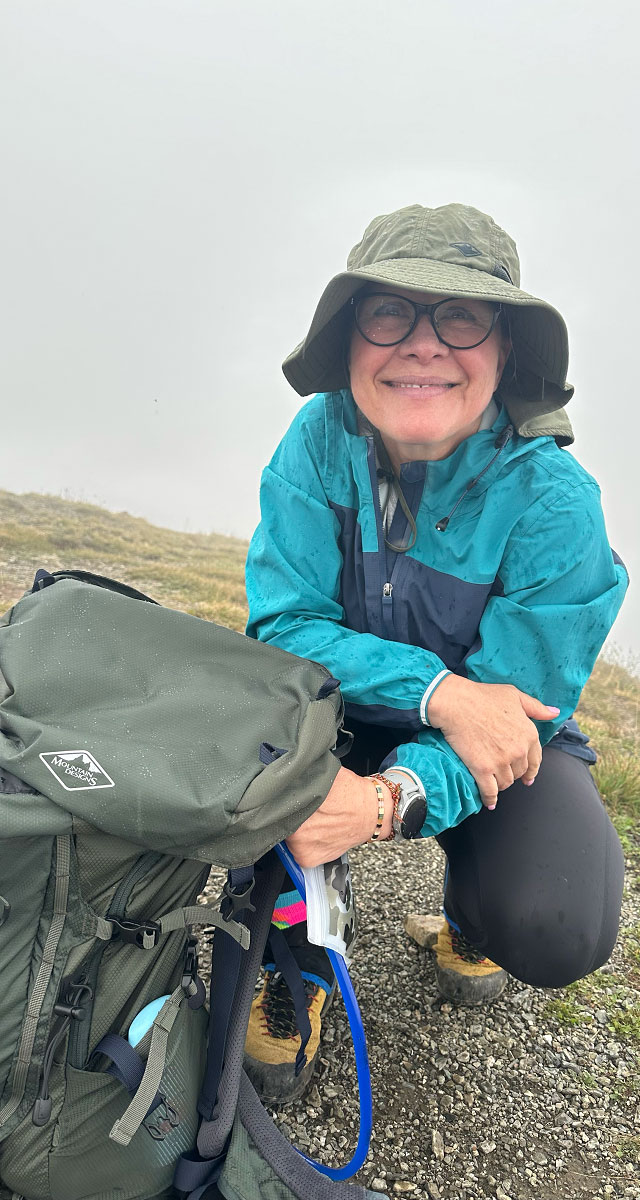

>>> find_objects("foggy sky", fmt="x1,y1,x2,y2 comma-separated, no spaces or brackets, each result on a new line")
1,0,638,658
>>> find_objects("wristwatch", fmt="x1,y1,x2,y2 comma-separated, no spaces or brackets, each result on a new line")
384,770,427,840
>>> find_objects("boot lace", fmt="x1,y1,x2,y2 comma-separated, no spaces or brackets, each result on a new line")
449,926,488,965
259,971,321,1040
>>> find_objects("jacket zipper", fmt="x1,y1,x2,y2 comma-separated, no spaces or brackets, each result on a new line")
382,526,410,641
382,581,394,639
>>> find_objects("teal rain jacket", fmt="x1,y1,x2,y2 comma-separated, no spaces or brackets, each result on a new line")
246,391,628,837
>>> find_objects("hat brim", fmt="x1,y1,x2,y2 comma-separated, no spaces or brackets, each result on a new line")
283,259,569,401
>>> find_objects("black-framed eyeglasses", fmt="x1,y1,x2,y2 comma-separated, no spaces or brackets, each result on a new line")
351,292,502,350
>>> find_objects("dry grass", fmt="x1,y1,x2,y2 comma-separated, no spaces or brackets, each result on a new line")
577,655,640,841
0,489,249,631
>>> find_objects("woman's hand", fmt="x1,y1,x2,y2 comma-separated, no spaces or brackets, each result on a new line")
427,675,560,808
285,768,393,867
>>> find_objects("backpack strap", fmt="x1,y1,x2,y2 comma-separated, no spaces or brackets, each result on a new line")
108,984,185,1146
0,835,73,1129
156,903,251,949
196,856,282,1154
234,1071,377,1200
31,569,158,605
196,865,256,1122
266,926,312,1075
104,903,250,951
174,853,284,1198
93,1033,164,1115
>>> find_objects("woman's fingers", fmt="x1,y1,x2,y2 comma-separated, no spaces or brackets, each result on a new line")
426,676,551,803
495,765,516,793
511,752,530,781
517,693,561,722
476,772,499,809
476,765,515,809
521,739,543,785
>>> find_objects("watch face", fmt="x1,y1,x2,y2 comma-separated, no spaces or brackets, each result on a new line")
399,794,427,839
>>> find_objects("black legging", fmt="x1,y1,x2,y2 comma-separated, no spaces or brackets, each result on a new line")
343,720,625,989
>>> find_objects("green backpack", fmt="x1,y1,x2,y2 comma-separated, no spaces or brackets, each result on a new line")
0,571,382,1200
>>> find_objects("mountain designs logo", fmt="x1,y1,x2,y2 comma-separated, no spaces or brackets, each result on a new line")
39,750,115,791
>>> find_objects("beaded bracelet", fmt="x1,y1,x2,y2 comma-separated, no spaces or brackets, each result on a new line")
367,773,402,842
368,779,386,841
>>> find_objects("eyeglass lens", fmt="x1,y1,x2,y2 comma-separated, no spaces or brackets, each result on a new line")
354,294,498,348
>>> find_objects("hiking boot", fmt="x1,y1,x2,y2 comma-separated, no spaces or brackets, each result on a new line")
244,969,334,1105
433,921,507,1005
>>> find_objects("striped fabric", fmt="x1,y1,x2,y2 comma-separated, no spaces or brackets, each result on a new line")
272,888,306,930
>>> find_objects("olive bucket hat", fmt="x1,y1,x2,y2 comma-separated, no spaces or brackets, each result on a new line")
283,203,574,444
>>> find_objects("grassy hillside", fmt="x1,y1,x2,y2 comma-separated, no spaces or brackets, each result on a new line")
0,488,638,853
0,489,248,631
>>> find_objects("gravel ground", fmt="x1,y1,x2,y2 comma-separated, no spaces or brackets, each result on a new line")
208,836,639,1200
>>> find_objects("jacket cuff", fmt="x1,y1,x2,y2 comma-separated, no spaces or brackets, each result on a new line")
419,670,452,726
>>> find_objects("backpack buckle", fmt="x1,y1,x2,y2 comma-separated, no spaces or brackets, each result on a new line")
221,878,256,921
53,982,93,1022
181,938,199,990
111,918,161,949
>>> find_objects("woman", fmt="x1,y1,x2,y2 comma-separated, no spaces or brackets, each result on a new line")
243,203,628,1103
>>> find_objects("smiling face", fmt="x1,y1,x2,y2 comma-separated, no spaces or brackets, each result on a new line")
348,287,510,470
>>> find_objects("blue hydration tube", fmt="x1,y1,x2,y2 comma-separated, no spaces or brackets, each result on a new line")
275,842,373,1181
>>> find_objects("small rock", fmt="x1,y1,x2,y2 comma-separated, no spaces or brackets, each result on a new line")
496,1188,513,1200
479,1140,496,1154
392,1183,417,1194
427,1185,441,1199
403,913,442,947
511,987,534,1008
431,1128,445,1160
531,1149,548,1166
371,1181,387,1193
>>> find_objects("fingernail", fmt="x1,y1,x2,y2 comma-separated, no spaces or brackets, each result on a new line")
546,706,561,715
523,779,535,787
487,803,497,811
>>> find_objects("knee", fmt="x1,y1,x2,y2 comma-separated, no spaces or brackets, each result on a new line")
489,896,622,989
485,805,625,989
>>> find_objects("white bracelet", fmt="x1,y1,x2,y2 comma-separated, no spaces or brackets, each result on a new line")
419,670,452,725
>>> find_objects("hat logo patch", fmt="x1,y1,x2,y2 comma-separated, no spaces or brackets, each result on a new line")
449,242,482,257
40,750,115,791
